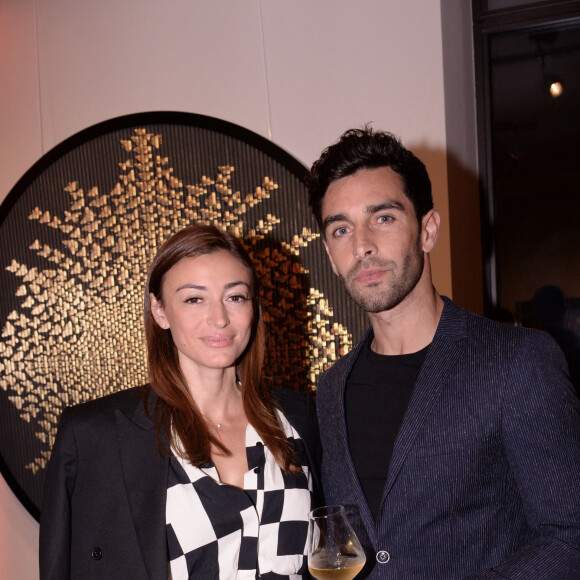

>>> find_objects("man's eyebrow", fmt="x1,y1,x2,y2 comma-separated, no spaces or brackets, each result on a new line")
322,201,406,231
366,201,405,213
322,213,348,231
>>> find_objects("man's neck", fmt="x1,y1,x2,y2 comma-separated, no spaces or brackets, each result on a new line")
368,287,444,356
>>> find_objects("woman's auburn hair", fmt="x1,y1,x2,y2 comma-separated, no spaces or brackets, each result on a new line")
144,224,300,473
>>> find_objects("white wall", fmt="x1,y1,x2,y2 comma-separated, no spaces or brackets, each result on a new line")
0,1,475,577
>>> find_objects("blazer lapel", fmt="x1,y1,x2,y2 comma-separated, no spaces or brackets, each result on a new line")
115,389,169,580
380,299,467,503
336,338,379,545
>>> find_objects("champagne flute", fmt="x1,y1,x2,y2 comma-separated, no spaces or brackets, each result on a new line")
307,505,366,580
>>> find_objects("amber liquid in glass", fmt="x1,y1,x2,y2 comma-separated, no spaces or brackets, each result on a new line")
308,555,365,580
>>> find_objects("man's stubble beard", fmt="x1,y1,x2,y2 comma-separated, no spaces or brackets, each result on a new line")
340,240,424,314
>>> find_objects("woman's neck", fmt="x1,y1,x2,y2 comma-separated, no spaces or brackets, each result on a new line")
181,365,244,427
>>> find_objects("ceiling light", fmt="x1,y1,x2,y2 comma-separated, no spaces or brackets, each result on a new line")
548,80,563,98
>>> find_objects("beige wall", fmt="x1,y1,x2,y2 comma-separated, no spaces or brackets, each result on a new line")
441,0,483,315
0,1,478,577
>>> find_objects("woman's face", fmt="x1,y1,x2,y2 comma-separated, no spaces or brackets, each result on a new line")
150,250,255,377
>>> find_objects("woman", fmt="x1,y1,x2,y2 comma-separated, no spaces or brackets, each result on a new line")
39,224,322,579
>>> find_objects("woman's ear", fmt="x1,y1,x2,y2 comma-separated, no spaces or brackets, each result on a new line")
150,293,169,329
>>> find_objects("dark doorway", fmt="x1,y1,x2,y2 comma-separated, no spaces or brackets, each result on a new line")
473,0,580,392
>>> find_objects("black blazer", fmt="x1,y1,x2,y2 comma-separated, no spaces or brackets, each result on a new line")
39,386,322,579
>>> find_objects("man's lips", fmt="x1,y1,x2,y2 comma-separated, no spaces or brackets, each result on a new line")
353,268,385,285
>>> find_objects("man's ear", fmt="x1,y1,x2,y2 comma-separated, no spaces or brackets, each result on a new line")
421,209,440,254
149,293,169,329
323,240,339,276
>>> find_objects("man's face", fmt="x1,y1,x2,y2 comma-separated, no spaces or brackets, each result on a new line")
321,166,427,313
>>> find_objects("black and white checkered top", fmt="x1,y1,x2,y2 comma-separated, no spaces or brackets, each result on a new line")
166,410,313,579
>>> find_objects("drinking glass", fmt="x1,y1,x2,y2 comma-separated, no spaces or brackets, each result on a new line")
307,505,366,579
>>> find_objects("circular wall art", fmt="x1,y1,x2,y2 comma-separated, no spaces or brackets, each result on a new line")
0,112,367,520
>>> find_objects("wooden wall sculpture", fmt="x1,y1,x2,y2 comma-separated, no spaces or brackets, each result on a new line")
0,112,366,519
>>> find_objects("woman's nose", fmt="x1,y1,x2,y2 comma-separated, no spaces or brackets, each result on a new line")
207,302,229,327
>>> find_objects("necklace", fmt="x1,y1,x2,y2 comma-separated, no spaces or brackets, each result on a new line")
207,379,241,431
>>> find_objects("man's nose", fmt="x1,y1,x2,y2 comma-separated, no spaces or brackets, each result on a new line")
353,228,377,260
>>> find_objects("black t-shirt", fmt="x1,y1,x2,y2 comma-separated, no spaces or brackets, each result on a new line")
345,335,429,520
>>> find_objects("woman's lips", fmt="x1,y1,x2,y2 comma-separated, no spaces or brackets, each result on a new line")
201,335,234,347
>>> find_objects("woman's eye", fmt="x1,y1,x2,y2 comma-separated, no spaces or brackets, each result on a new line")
185,297,202,304
229,295,249,303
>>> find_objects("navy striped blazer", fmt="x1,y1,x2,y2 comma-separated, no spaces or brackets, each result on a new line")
317,297,580,579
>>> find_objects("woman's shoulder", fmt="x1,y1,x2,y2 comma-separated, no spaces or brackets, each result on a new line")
49,386,155,459
271,387,314,415
271,387,318,441
62,385,150,425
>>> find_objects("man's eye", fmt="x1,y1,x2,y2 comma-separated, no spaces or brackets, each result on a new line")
378,215,392,224
334,226,349,237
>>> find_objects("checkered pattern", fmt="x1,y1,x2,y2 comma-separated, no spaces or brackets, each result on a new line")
166,411,313,579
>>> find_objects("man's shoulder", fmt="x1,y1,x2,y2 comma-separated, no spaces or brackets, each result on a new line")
444,297,527,336
442,297,563,358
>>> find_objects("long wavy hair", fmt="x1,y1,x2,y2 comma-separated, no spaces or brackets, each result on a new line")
144,224,299,473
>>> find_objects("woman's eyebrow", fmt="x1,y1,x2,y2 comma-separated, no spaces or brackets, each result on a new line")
175,281,250,292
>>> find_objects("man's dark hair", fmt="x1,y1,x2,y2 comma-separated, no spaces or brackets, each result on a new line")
307,125,433,233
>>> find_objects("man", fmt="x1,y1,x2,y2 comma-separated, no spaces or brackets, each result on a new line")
306,126,580,579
